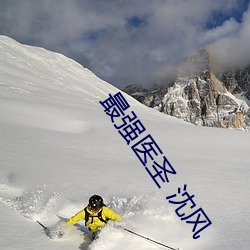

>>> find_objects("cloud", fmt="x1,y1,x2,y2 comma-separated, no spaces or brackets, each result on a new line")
0,0,249,88
208,3,250,69
200,18,240,45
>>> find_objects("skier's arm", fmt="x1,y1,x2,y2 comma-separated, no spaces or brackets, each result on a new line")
67,209,85,225
104,207,122,222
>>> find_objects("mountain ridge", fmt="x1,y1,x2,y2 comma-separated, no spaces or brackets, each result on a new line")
123,49,250,130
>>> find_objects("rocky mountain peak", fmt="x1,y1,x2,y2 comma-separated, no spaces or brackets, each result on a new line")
177,48,210,78
123,49,250,130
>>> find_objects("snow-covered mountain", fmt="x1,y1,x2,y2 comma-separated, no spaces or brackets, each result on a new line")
0,36,250,250
123,49,250,130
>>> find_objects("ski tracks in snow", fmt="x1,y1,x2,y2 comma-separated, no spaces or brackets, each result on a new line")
0,182,23,207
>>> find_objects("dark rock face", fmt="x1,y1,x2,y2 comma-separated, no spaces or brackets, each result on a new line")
218,66,250,99
123,84,147,103
123,49,250,130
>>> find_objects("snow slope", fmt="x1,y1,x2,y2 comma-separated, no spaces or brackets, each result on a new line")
0,36,250,250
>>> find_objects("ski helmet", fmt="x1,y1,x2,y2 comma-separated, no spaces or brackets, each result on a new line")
89,195,104,210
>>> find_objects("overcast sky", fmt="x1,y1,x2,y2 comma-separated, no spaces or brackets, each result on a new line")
0,0,249,89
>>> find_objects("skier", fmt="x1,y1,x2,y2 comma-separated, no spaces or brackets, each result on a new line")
66,194,122,239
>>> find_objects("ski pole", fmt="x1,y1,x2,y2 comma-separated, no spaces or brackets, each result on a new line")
122,227,179,250
37,220,48,231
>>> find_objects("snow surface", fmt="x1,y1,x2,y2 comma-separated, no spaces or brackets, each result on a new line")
0,35,250,250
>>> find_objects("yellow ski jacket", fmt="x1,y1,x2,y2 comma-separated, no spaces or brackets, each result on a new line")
67,206,121,233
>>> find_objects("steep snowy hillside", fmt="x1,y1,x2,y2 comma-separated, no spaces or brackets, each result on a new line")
0,36,250,250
